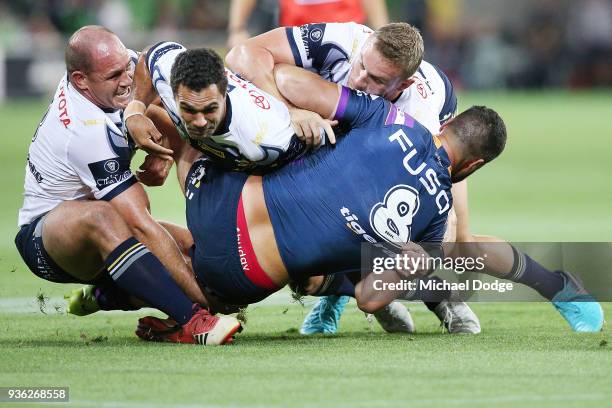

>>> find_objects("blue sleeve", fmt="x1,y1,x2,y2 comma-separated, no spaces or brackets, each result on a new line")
333,86,420,132
418,214,448,244
333,86,389,129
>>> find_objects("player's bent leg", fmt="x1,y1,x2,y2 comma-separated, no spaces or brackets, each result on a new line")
447,174,601,332
552,271,604,332
443,207,457,243
42,200,131,281
46,201,199,326
459,238,603,332
159,221,194,259
450,180,471,243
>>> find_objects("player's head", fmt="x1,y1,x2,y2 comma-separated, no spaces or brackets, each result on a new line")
171,48,228,140
348,23,423,101
65,25,132,110
440,106,507,183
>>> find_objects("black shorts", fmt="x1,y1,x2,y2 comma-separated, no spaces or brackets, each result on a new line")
15,213,111,285
185,158,277,305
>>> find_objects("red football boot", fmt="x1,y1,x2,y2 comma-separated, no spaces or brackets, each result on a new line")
136,305,242,345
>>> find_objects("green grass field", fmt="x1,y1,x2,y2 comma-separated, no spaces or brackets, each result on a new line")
1,92,611,407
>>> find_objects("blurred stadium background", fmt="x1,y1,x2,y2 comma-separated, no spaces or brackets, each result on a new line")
1,0,612,100
1,1,611,407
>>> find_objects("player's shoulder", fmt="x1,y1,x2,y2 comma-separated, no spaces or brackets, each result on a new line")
291,21,370,37
46,76,104,136
145,41,186,73
319,21,373,37
289,21,371,56
416,60,454,97
398,59,457,126
65,83,120,146
127,48,139,66
318,22,371,51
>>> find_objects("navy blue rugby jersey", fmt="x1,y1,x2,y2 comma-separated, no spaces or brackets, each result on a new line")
263,87,453,278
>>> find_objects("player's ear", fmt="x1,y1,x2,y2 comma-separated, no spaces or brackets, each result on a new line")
451,158,485,183
440,117,454,131
70,71,89,91
463,158,485,174
397,76,416,92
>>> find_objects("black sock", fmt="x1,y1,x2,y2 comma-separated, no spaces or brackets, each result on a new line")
315,274,356,297
105,237,194,324
94,283,138,311
507,246,565,300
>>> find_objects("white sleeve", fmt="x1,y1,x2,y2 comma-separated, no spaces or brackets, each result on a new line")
145,41,187,134
145,41,186,87
66,122,136,201
285,22,371,73
128,48,139,72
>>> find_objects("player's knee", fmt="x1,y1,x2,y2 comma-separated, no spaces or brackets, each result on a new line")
82,202,129,243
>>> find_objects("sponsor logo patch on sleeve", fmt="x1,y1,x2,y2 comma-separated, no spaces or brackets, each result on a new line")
87,158,132,190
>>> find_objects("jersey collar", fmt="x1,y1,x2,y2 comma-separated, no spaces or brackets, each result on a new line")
433,135,452,175
213,95,232,136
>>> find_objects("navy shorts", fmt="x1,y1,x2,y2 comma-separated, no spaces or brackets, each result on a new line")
185,158,277,305
15,213,111,285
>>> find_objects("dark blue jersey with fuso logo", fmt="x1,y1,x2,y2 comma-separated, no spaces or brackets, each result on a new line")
263,86,453,279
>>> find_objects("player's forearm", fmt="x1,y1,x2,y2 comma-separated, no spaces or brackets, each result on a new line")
274,64,341,119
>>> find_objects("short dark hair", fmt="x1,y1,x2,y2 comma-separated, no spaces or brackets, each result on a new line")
171,48,228,95
447,106,507,162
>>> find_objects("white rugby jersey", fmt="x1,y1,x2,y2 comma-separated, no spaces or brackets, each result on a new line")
18,75,136,227
285,22,458,134
146,41,303,171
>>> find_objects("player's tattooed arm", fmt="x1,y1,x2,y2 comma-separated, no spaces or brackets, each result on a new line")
124,48,173,160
